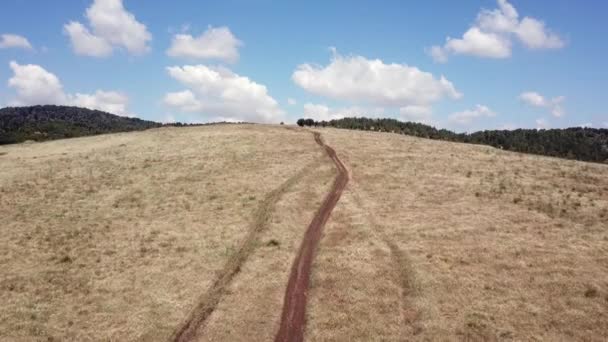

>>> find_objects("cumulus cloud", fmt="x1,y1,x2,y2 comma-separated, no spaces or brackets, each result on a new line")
167,26,242,63
164,64,284,123
287,98,297,105
499,123,517,130
302,103,346,121
449,104,497,124
64,0,151,57
536,118,549,129
8,61,66,105
163,90,201,112
293,49,461,108
302,103,384,122
515,17,565,49
7,61,131,116
162,114,176,124
70,91,130,116
64,22,113,57
399,105,433,123
0,34,33,50
518,91,545,107
519,91,565,117
429,0,564,62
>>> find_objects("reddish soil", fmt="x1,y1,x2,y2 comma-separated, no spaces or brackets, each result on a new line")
170,130,348,342
170,159,317,342
275,131,349,342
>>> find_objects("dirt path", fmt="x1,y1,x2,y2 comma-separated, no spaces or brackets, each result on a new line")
275,131,349,342
170,160,320,342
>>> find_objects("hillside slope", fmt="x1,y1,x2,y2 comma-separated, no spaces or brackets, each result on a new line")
306,127,608,341
0,105,161,144
0,125,332,341
0,125,606,341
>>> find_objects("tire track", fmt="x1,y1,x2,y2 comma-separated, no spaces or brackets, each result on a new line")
350,183,421,336
275,131,349,342
171,159,321,342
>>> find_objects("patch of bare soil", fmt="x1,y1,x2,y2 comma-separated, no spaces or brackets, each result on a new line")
275,132,349,342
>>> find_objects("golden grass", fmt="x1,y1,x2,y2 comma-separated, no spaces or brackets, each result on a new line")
199,156,335,341
306,128,608,341
0,125,323,341
2,124,607,341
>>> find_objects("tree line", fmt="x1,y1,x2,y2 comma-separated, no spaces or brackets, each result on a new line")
0,105,163,144
0,105,250,145
297,117,608,163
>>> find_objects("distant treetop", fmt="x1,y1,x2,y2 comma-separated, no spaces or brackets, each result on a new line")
296,117,608,163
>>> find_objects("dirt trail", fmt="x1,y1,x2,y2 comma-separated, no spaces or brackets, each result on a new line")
170,161,319,342
275,131,349,342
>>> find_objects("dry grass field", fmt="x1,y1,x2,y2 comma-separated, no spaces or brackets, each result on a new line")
306,128,608,341
0,125,329,341
1,124,607,341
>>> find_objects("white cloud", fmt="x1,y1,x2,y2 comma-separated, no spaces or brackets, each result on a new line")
429,0,564,62
549,97,565,118
427,46,449,64
499,123,517,130
519,91,545,107
536,118,549,129
7,61,131,116
449,104,497,124
164,64,284,123
64,0,151,57
399,105,433,123
162,114,176,124
303,103,432,125
302,103,345,121
293,49,461,108
64,22,113,57
431,27,512,61
69,90,130,116
519,91,565,117
0,34,33,50
8,61,66,105
167,26,242,63
163,90,201,112
302,103,384,122
515,17,565,49
287,98,297,105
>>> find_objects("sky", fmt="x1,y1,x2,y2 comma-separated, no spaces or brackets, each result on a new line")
1,0,607,131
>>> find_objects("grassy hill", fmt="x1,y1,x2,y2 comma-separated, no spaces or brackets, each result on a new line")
0,105,161,145
1,125,607,341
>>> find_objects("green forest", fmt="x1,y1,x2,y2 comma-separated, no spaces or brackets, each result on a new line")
297,117,608,163
0,105,162,145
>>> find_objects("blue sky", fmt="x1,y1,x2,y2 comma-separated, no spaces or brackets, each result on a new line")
1,0,607,131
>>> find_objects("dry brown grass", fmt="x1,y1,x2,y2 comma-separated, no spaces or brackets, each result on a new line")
2,124,607,341
0,125,324,341
306,128,608,341
198,155,335,341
